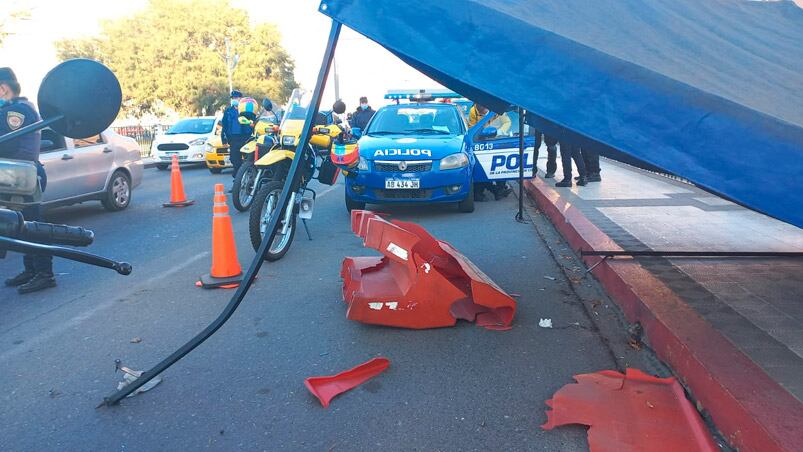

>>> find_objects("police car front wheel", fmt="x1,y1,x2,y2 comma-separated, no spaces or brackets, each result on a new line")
457,182,475,213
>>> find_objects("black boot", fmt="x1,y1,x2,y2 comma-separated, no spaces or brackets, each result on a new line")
544,172,555,179
587,173,602,182
493,183,512,200
17,273,56,294
555,178,573,187
5,270,35,287
576,177,588,186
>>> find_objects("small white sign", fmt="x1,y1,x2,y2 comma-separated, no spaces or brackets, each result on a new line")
386,242,409,261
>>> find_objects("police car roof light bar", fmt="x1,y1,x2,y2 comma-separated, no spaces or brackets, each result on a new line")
384,88,463,101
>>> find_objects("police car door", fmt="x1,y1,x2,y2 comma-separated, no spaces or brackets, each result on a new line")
470,110,536,182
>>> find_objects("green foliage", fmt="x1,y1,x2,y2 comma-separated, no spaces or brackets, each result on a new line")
53,0,297,117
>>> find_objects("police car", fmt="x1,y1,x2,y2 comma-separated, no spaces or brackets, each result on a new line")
344,90,476,213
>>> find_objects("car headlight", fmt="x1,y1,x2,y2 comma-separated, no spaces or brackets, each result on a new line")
357,157,369,171
188,138,207,146
440,152,469,170
282,135,296,146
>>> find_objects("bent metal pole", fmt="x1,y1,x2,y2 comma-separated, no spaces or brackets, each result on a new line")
100,20,343,406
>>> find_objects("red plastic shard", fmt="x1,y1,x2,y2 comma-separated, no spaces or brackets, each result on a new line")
342,210,516,330
542,368,718,452
304,357,390,408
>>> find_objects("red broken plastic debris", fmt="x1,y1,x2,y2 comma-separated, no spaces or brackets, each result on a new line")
542,368,718,452
341,210,516,330
304,357,390,408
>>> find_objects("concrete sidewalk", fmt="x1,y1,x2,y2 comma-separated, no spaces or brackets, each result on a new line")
524,155,803,452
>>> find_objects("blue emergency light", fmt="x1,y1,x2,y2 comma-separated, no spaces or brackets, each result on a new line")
384,89,464,102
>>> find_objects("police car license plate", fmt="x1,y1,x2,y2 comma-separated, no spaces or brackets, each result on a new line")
385,179,420,189
224,156,231,165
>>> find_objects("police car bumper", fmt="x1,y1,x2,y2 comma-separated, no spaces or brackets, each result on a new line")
345,166,472,203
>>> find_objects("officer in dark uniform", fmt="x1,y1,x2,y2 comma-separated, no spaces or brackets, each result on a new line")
220,89,252,181
0,67,56,294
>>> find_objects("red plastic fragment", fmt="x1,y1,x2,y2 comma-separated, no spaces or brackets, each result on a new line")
341,210,516,330
542,368,718,452
304,357,390,408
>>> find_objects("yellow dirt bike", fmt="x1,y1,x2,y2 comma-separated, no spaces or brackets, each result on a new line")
231,89,310,211
231,118,280,211
248,124,355,261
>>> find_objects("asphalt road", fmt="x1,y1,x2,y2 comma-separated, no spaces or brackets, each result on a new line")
0,164,666,451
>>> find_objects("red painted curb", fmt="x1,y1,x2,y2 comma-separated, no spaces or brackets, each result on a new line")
525,177,803,452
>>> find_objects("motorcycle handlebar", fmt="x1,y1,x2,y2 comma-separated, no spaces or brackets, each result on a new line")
0,209,94,246
22,220,95,247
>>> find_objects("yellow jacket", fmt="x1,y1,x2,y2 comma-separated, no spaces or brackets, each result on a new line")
468,105,511,134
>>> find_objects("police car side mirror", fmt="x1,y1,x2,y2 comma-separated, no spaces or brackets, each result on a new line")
352,127,362,139
479,126,498,140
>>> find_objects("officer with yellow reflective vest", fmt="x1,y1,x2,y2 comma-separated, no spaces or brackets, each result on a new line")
221,90,255,183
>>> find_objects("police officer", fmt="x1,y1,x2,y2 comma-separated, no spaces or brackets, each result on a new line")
220,90,252,182
0,67,56,294
351,96,375,131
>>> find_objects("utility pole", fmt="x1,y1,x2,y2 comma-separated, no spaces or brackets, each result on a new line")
222,37,239,93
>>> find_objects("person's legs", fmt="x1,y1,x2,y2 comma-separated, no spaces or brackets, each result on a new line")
544,135,558,177
474,182,491,201
556,142,574,187
584,147,601,182
492,181,512,200
15,201,56,293
229,138,245,178
572,147,587,186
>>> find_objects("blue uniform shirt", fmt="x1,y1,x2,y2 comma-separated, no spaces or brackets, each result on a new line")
220,106,252,143
0,97,41,162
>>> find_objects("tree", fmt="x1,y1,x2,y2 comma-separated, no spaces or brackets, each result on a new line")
0,9,31,48
53,0,297,117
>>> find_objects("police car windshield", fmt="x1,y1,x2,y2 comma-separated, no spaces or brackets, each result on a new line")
367,105,462,136
166,118,214,135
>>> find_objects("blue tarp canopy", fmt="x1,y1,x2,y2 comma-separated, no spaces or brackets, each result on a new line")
319,0,803,227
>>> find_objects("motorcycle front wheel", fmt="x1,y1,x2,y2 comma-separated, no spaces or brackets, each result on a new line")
249,180,296,261
232,161,258,211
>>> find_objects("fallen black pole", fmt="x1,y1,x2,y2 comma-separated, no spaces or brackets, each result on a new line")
99,20,343,407
581,250,803,258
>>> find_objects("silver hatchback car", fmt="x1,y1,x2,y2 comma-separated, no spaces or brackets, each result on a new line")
39,128,143,211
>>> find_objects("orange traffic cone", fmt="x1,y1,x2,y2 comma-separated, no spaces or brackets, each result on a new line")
198,183,243,288
163,154,194,207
